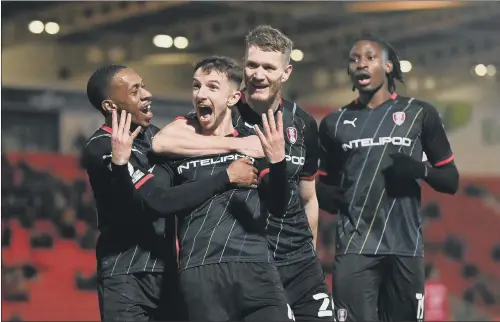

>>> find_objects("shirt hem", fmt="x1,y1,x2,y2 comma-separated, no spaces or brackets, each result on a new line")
336,249,424,257
98,267,165,278
179,256,270,272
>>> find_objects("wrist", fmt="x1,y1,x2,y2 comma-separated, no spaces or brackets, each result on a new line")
218,170,231,186
269,158,286,167
269,153,286,164
225,169,235,184
111,159,128,166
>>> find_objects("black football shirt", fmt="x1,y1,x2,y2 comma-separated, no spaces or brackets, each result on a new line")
319,94,455,257
82,125,176,277
235,98,320,266
172,110,272,271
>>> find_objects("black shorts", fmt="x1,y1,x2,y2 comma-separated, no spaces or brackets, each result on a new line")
98,272,186,321
278,257,334,321
179,262,293,321
332,254,425,322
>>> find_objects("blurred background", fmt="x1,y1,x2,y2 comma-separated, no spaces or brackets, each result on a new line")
1,1,500,321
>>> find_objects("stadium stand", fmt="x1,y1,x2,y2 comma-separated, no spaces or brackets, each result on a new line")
2,152,499,321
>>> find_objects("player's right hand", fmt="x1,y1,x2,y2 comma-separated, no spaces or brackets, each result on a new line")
226,158,258,189
111,110,142,166
237,136,265,159
254,109,285,164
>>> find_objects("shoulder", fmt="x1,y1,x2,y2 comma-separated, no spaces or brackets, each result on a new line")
82,129,112,169
145,124,161,136
397,95,436,112
84,129,111,156
412,98,438,113
403,97,441,122
282,99,316,127
319,102,352,129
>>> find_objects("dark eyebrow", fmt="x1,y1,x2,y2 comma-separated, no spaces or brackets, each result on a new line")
246,59,277,69
192,78,220,85
130,83,141,91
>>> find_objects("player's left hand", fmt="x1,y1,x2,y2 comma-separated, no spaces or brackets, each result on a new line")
388,153,426,179
254,109,285,164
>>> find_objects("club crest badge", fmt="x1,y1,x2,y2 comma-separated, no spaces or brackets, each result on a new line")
286,127,298,144
392,112,406,126
337,308,348,322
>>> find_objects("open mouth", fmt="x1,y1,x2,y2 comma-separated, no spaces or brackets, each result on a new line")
355,73,371,86
197,105,213,123
140,102,152,115
250,84,268,92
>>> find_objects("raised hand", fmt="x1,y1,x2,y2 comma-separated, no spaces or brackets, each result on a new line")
226,158,259,189
254,109,285,164
111,110,142,165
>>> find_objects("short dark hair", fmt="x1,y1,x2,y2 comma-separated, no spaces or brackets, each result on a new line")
193,56,243,88
245,25,293,64
86,64,127,114
349,34,404,93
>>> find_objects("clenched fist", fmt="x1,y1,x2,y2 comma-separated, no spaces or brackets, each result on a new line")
111,110,142,165
226,158,258,188
254,109,285,164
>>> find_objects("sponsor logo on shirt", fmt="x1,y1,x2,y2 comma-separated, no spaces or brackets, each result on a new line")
342,136,412,151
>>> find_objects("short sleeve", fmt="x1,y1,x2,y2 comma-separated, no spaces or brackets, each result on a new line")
420,102,454,167
318,115,343,185
299,115,320,180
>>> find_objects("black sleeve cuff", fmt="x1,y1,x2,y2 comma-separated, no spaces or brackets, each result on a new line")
269,158,286,171
110,162,130,176
216,169,231,188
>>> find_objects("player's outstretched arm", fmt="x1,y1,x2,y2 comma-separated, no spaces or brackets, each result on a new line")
255,109,290,217
109,110,258,216
111,158,257,216
152,118,264,158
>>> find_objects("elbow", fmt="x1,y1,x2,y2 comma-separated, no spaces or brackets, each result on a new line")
446,170,460,195
439,167,460,195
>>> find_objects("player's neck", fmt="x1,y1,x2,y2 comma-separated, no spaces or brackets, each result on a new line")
358,87,393,109
103,117,142,132
247,93,281,115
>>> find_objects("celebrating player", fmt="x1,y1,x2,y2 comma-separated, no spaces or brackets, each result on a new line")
317,34,459,321
83,65,257,321
164,56,293,321
153,26,333,322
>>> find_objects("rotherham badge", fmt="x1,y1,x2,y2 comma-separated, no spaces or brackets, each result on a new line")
392,112,406,126
337,309,348,322
286,127,298,144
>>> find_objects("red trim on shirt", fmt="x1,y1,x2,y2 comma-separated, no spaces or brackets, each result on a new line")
175,116,187,121
101,125,112,134
318,170,328,176
300,171,319,181
135,174,153,189
258,168,270,183
434,155,454,167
